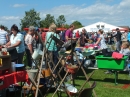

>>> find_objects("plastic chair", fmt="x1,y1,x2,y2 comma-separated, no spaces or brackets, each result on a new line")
78,81,96,97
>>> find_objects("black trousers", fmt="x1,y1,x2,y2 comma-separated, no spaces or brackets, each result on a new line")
17,52,24,64
25,49,32,67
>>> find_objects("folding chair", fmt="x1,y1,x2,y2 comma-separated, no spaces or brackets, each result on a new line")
78,81,96,97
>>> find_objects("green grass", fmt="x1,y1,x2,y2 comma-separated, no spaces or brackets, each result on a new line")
13,68,130,97
44,69,130,97
90,69,130,97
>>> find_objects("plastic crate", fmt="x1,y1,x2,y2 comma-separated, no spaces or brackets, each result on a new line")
96,55,128,70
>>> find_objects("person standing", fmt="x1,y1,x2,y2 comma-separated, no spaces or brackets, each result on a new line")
127,28,130,45
80,28,89,47
41,31,46,46
0,26,9,45
113,28,122,51
45,23,60,78
25,26,35,67
95,29,112,74
95,29,108,54
75,30,80,38
65,24,76,42
4,24,25,64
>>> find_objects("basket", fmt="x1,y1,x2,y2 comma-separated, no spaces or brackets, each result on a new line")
66,65,78,74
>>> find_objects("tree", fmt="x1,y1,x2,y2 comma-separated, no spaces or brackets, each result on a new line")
64,24,70,29
40,14,55,28
72,21,83,29
20,9,41,30
56,15,66,27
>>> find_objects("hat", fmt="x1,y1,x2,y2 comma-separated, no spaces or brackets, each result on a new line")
116,28,119,30
29,26,35,31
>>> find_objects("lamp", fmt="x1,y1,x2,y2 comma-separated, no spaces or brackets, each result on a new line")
101,25,105,29
96,24,100,29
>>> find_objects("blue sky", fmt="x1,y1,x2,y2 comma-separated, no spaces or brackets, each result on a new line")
0,0,129,29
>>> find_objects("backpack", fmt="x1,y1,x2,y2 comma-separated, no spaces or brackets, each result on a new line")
61,30,66,42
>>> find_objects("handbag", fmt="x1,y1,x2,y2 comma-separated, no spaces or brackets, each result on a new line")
112,52,124,59
51,34,64,46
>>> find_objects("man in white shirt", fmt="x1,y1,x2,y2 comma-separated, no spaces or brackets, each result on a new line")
0,26,9,45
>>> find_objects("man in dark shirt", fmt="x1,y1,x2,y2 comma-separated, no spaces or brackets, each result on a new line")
113,28,122,51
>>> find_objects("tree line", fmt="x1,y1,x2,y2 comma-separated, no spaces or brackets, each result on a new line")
20,9,84,30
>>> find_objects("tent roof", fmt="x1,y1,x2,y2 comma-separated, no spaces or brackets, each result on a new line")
73,22,124,33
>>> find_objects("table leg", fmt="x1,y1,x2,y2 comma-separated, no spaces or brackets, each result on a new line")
115,71,118,85
24,89,26,97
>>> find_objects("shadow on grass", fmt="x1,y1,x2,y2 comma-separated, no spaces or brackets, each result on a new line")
76,74,130,84
76,68,95,76
118,71,129,74
76,73,130,85
85,78,130,84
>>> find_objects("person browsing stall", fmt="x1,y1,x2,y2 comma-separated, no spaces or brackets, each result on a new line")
45,23,60,78
65,24,76,42
95,29,108,54
80,28,89,47
4,24,25,64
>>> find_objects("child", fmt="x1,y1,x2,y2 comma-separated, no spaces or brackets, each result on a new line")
119,42,130,56
119,42,130,71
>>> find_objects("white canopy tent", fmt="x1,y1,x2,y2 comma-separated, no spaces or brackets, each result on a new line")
73,22,124,33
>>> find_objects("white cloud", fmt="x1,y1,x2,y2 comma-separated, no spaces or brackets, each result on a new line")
81,3,86,7
0,16,21,28
40,0,130,26
1,16,20,20
1,0,130,29
13,4,27,8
